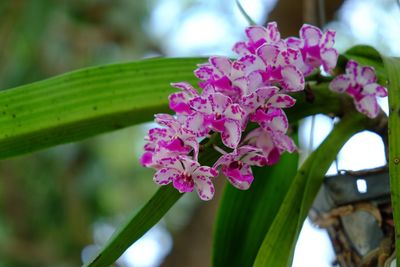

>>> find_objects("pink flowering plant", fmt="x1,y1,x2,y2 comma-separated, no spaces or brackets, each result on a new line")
139,22,387,202
4,12,400,267
330,59,388,118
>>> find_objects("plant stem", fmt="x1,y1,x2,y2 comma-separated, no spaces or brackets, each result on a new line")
84,186,182,267
384,57,400,267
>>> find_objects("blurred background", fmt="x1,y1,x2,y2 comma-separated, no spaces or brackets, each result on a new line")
0,0,398,266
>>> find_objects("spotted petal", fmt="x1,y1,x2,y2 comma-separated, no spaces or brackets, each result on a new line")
355,95,380,118
247,71,264,93
300,24,322,47
173,175,195,193
171,82,199,96
232,41,250,55
265,22,281,43
363,83,388,97
285,37,302,49
329,75,351,93
250,109,273,127
207,93,232,114
193,175,215,200
240,92,260,112
155,114,180,132
359,66,377,84
321,48,338,72
194,63,214,81
239,146,268,166
255,86,280,99
257,44,280,66
183,136,200,161
140,152,154,167
273,132,297,153
268,109,289,133
321,30,335,49
267,94,296,108
169,92,192,114
147,128,169,142
194,166,218,178
224,103,244,121
210,56,232,76
253,128,273,150
240,87,278,112
253,108,289,133
213,154,234,169
176,156,196,171
154,168,179,186
286,47,304,66
222,120,242,149
222,165,253,190
184,112,209,137
246,26,267,46
346,60,359,77
189,96,213,113
280,65,305,92
238,54,265,75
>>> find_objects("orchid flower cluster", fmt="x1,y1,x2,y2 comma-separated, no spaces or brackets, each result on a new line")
140,22,387,200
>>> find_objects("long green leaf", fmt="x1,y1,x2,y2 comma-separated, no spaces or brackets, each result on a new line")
0,57,204,159
0,56,343,161
383,56,400,266
253,113,371,267
213,152,299,267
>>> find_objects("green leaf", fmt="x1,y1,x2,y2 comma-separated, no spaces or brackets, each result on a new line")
213,151,299,267
253,113,371,267
0,53,344,161
383,56,400,267
0,57,204,159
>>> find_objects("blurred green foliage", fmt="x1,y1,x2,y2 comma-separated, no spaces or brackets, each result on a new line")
0,0,157,90
0,1,176,266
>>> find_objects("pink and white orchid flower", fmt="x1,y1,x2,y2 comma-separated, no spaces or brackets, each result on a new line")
140,114,199,168
213,146,267,190
244,128,297,165
232,22,282,55
154,156,218,200
329,60,388,118
286,24,338,74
